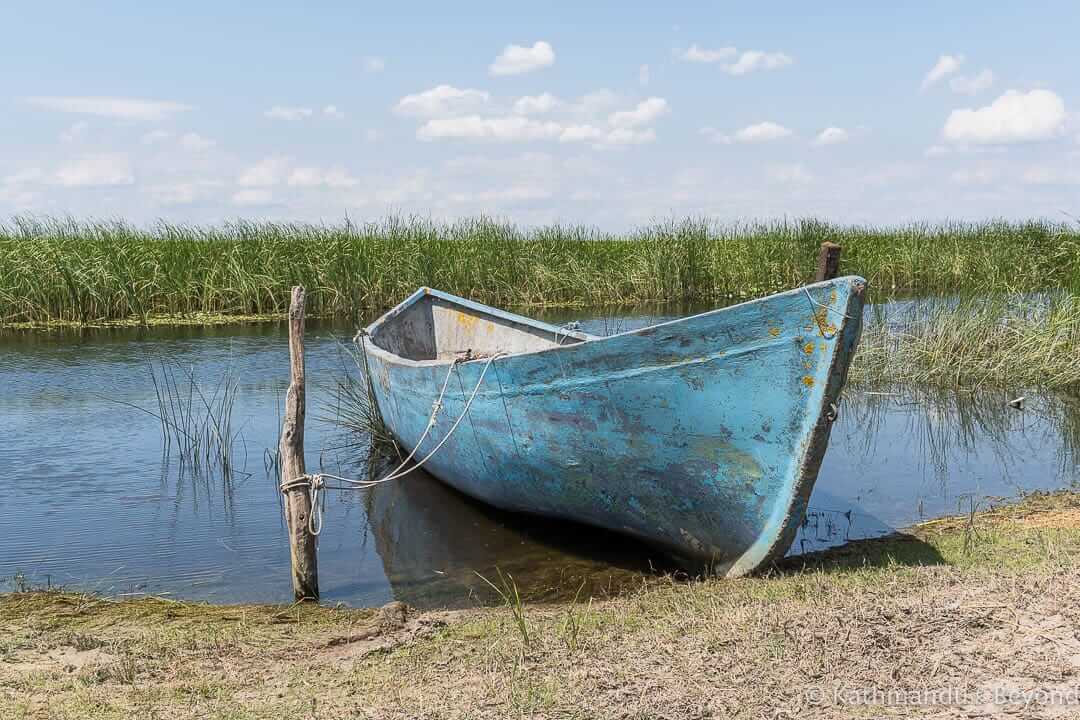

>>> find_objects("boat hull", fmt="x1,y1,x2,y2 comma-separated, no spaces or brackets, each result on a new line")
364,278,865,575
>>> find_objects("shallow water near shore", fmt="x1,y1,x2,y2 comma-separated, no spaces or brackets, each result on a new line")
1,303,1078,609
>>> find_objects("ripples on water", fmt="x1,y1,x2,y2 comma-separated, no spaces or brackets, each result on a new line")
1,306,1077,608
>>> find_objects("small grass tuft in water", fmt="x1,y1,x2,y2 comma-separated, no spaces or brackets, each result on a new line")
318,331,398,464
147,359,243,478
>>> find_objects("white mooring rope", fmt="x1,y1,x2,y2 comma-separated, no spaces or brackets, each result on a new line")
802,287,852,339
279,352,503,536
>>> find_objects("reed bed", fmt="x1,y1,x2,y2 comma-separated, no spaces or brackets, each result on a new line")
2,216,1078,326
850,293,1080,390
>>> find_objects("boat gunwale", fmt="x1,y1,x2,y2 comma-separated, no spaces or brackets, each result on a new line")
362,277,868,574
362,277,867,369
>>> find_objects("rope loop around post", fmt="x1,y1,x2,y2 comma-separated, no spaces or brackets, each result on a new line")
279,473,325,536
278,351,503,537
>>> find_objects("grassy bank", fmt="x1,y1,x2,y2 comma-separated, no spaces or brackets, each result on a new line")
2,216,1078,326
4,492,1080,719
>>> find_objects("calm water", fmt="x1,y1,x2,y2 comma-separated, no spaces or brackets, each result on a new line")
1,307,1077,608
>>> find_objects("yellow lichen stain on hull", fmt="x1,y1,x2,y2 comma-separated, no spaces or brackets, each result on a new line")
452,310,479,329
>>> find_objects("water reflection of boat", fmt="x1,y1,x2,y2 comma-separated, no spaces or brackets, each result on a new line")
364,280,865,575
364,462,666,608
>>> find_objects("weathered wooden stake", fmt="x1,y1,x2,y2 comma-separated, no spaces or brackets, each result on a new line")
815,241,842,282
281,286,318,600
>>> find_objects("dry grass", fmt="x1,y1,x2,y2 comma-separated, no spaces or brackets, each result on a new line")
4,492,1080,718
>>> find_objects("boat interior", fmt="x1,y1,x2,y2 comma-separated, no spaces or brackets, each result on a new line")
372,292,587,362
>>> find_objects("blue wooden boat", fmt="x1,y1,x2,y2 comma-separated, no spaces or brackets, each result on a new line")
363,277,866,575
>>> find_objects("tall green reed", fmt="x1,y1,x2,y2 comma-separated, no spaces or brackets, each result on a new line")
850,292,1080,390
2,216,1078,326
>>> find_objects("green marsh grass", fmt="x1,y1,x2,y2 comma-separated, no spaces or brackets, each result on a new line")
2,216,1078,326
850,292,1080,390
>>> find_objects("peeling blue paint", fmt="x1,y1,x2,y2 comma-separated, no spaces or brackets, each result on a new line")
364,277,866,575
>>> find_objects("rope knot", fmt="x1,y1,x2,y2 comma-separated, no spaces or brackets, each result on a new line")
279,352,503,539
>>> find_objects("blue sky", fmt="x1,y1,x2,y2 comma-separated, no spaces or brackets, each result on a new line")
2,1,1078,228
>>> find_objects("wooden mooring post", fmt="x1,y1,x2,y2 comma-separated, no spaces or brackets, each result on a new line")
281,286,319,600
815,241,842,282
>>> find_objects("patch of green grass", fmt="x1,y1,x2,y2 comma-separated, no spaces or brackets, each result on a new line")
3,216,1079,326
851,292,1080,389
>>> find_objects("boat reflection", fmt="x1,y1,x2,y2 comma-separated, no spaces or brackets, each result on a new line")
363,457,673,608
361,386,1080,605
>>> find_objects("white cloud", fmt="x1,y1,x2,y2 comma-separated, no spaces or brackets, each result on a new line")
678,45,792,74
767,163,813,184
489,41,555,76
265,106,314,120
140,129,214,151
54,154,134,187
602,128,656,146
446,186,553,205
323,105,345,119
862,163,921,186
950,167,998,185
721,50,793,76
287,167,358,188
25,96,192,120
141,129,172,145
231,189,273,206
679,44,736,63
0,185,37,209
558,125,605,143
949,69,994,95
554,124,656,147
513,93,562,115
179,132,215,151
60,121,88,143
394,85,490,117
238,156,290,187
412,93,665,147
922,54,964,90
4,168,43,185
812,127,849,146
1020,166,1080,185
364,57,385,73
286,168,323,187
371,170,430,205
143,180,222,206
608,97,669,129
943,89,1066,144
639,64,650,87
710,121,793,144
417,115,562,142
574,90,619,115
